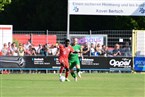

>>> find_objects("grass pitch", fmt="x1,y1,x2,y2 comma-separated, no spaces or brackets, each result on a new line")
0,73,144,97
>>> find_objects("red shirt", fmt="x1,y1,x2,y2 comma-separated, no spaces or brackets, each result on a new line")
58,44,74,59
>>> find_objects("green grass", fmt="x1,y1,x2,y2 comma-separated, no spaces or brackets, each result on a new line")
0,73,144,97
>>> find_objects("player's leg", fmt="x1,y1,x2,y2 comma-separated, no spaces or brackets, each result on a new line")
64,60,70,81
59,64,64,77
69,62,77,81
59,58,65,77
75,59,81,78
65,67,70,81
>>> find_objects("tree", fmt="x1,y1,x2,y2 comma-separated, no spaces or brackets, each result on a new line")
0,0,11,11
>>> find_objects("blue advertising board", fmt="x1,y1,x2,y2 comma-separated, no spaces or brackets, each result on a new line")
134,57,145,72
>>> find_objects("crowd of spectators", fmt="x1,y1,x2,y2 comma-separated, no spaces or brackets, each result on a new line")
82,42,132,57
0,40,132,57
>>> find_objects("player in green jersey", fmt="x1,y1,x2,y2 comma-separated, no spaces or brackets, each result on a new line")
69,38,83,81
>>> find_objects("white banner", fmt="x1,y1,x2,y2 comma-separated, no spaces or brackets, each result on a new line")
68,0,145,16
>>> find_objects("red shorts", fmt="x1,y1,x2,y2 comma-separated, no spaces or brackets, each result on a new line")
59,58,69,69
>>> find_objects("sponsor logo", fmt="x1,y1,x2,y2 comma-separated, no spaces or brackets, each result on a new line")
135,60,145,67
82,58,99,65
0,57,25,67
139,8,145,14
73,6,79,12
109,58,131,67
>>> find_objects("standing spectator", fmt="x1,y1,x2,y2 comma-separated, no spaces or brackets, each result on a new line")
112,43,122,57
1,43,8,56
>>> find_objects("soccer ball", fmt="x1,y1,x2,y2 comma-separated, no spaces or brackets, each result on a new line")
59,76,66,82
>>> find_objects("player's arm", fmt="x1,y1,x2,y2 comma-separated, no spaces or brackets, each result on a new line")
55,45,60,56
80,45,83,58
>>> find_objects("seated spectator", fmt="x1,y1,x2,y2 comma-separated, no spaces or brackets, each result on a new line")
10,42,18,56
40,45,49,56
112,43,122,57
31,48,37,56
82,43,90,56
51,44,58,55
123,42,132,57
1,43,8,56
101,45,109,57
18,43,25,56
25,45,37,56
94,43,102,56
7,42,11,56
90,43,95,56
24,40,31,50
37,44,42,55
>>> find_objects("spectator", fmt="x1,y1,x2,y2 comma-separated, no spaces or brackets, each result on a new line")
1,43,8,56
37,44,42,55
112,43,122,57
31,48,37,56
45,43,52,55
123,42,132,57
25,45,37,56
7,42,11,55
24,40,31,50
10,42,18,56
101,45,109,57
94,43,102,56
82,43,90,56
25,45,32,56
51,44,58,55
18,43,25,56
90,43,95,56
40,45,48,56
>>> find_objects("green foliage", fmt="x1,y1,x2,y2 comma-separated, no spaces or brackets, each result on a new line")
0,0,11,11
13,38,19,47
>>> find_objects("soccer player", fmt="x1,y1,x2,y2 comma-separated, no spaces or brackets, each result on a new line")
69,38,83,81
56,39,74,81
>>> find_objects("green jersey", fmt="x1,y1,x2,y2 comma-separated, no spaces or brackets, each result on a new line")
69,44,81,60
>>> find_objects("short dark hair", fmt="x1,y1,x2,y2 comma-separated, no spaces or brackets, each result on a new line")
65,39,70,43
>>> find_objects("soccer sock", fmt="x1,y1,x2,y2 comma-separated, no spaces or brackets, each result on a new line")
71,72,76,78
65,71,69,78
77,68,80,73
59,66,64,75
